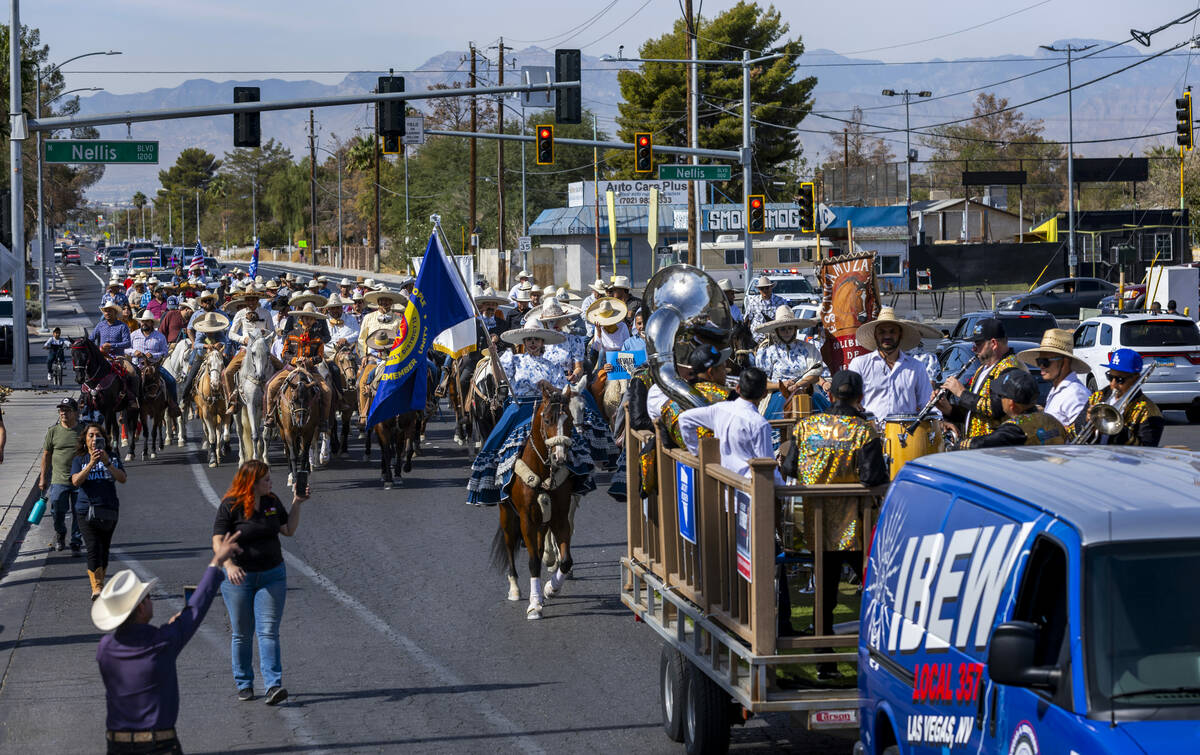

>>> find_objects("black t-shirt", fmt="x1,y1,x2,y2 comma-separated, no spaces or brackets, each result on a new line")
213,494,289,572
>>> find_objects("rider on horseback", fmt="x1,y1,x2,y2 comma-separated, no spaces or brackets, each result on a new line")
127,310,181,418
264,304,333,432
356,288,402,358
178,289,232,402
220,290,279,416
93,303,139,411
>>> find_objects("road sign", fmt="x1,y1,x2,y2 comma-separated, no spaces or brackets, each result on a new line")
517,235,532,253
657,164,731,182
403,116,425,145
44,140,158,164
818,203,836,232
520,66,553,108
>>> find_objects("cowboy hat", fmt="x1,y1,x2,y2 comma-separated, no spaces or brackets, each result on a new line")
586,296,629,326
555,286,582,303
500,326,566,346
99,302,122,314
363,288,399,306
608,275,632,291
1017,328,1090,374
753,304,818,336
264,279,280,289
92,569,159,632
855,306,925,351
717,278,734,292
147,276,161,286
542,285,557,298
323,292,347,309
339,277,353,287
134,309,157,322
586,278,608,295
363,278,376,288
254,275,265,285
473,287,508,308
193,311,231,334
515,269,532,280
306,278,321,290
197,288,218,302
512,286,533,303
753,275,774,289
317,275,329,283
368,328,398,350
530,297,581,323
350,289,366,301
288,291,328,308
287,302,329,320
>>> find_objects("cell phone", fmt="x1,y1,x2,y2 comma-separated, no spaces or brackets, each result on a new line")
96,437,106,451
183,585,196,604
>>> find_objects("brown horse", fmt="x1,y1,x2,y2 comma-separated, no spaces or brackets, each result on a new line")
71,337,139,460
135,358,168,460
490,382,577,620
276,365,323,492
327,344,360,458
194,346,230,468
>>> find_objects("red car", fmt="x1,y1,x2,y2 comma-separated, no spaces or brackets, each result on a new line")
63,247,81,265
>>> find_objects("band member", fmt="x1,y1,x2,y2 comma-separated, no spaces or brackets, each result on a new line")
744,276,788,339
1016,328,1091,430
939,318,1025,440
264,304,333,432
752,304,821,419
966,370,1065,448
1072,348,1164,446
849,307,936,419
659,345,733,448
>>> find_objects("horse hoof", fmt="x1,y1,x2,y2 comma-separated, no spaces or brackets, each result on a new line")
142,451,149,460
124,453,134,462
542,582,559,600
382,481,393,490
507,589,521,602
150,452,157,460
208,460,217,468
526,605,543,620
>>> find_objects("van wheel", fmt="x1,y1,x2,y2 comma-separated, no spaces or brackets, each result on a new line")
1186,404,1200,425
684,664,731,754
660,645,688,742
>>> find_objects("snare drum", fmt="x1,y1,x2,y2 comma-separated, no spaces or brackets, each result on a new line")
883,414,944,478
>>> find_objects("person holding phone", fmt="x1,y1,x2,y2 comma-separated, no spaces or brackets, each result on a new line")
212,460,307,705
71,424,127,600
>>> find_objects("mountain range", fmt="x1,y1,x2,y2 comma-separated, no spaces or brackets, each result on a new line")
76,39,1192,202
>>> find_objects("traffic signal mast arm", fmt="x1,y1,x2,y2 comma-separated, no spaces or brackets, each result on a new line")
424,128,740,161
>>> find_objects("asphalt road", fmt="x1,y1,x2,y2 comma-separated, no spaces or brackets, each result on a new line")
0,262,856,753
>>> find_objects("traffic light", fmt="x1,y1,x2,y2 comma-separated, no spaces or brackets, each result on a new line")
1177,89,1193,151
634,132,653,173
378,75,406,137
747,195,766,234
233,86,260,148
797,182,816,233
381,134,400,155
536,125,554,165
555,49,582,125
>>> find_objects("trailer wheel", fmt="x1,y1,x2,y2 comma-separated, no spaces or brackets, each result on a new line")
660,645,688,742
684,663,731,754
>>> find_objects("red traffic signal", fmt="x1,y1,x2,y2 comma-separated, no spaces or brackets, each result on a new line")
634,132,653,173
749,197,763,209
747,194,766,234
536,124,554,165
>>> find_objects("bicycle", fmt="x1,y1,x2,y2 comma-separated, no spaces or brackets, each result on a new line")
45,344,68,386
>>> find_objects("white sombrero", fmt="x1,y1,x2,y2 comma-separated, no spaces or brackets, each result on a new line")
474,286,508,308
555,286,582,303
1017,328,1090,374
855,307,925,351
753,304,818,336
586,278,609,296
512,286,533,304
92,569,159,632
363,288,400,306
193,311,231,334
529,297,580,323
323,293,348,309
288,290,328,308
287,302,329,321
585,296,628,326
500,326,566,346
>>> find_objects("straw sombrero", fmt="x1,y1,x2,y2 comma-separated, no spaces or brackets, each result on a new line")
753,304,818,336
367,328,398,351
555,286,582,303
585,297,628,326
287,302,329,321
288,290,327,308
363,288,400,306
193,311,231,334
323,292,348,309
855,307,925,351
586,278,609,296
529,297,580,323
1017,328,1090,373
92,570,159,632
500,326,566,346
473,286,508,308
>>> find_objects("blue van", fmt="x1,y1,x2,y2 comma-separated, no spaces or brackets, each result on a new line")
856,446,1200,754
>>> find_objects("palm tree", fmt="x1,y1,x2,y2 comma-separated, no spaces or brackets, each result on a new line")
132,191,147,239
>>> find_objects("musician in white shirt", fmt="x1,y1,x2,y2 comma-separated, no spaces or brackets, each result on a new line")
848,307,936,419
1016,328,1091,428
677,367,783,483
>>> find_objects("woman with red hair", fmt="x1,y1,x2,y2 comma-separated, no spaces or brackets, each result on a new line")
212,460,309,705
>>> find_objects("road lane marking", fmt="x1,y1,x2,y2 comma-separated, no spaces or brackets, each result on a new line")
83,264,107,287
186,453,544,754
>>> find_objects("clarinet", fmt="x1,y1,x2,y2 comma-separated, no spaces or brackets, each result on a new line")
906,355,978,435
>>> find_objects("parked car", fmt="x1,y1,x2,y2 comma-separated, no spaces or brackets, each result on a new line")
1073,313,1200,422
941,310,1059,347
1099,284,1147,315
750,268,821,308
935,339,1053,406
53,245,64,263
997,277,1116,317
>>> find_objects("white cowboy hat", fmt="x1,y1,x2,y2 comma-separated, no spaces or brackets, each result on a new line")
193,311,231,334
501,326,566,346
608,275,632,291
288,290,328,308
753,304,818,336
529,297,581,323
512,286,533,303
306,278,321,290
516,269,532,279
717,278,733,292
264,279,280,289
473,287,508,308
99,302,122,314
363,278,376,288
147,277,161,286
197,289,217,302
1017,328,1090,374
753,275,774,289
350,289,366,301
134,309,157,322
287,302,329,320
587,278,609,295
317,275,329,283
254,275,265,285
323,292,347,309
586,296,629,326
363,288,399,306
339,277,354,287
855,306,926,351
541,285,557,298
92,569,158,632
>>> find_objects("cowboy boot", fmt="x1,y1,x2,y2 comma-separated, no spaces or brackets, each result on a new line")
179,352,201,402
88,569,103,600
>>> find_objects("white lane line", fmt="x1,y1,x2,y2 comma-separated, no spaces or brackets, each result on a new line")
83,264,107,287
111,547,329,753
186,453,544,754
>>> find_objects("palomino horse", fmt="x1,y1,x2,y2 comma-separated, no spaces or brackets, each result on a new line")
490,383,577,620
135,357,168,460
162,339,192,446
194,346,230,467
71,337,139,460
276,364,323,492
235,332,275,466
327,344,360,458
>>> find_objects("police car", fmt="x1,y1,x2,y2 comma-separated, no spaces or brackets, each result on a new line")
856,446,1200,754
754,268,821,308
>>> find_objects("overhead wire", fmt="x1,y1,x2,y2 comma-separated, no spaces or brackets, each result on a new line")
505,2,621,45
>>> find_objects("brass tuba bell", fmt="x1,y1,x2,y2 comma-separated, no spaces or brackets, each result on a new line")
643,264,733,410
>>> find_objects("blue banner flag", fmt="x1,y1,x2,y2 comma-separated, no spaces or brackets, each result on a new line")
248,237,259,279
366,232,474,428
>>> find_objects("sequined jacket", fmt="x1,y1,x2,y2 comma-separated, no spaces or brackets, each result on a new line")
1072,388,1164,447
967,409,1066,449
659,381,732,448
947,351,1025,438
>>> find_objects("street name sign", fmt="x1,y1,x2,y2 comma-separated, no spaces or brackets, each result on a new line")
658,164,731,182
44,140,159,164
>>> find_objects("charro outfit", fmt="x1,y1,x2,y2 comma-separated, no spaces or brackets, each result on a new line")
947,351,1024,439
754,338,823,424
266,323,332,427
744,293,788,337
543,333,619,468
966,408,1066,448
1072,388,1164,447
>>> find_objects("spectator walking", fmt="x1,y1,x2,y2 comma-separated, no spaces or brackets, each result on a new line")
71,424,127,600
39,397,87,553
94,532,242,755
212,460,308,704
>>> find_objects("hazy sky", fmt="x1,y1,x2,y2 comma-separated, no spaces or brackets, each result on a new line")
26,0,1199,96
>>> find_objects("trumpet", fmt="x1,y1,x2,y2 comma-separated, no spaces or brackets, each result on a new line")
907,356,979,435
1073,363,1156,444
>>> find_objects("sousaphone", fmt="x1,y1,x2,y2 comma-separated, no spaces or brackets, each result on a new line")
643,264,733,410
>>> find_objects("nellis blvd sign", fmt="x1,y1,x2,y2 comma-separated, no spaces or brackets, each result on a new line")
44,140,159,164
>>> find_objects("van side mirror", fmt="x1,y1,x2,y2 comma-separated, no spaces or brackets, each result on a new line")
987,621,1061,691
940,328,950,338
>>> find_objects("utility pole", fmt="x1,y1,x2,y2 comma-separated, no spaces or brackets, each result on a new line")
194,189,199,243
741,50,754,284
1041,42,1094,278
593,118,601,280
168,202,172,246
685,0,697,266
373,94,382,272
469,43,478,255
493,38,512,287
882,88,933,259
8,0,27,386
308,109,317,264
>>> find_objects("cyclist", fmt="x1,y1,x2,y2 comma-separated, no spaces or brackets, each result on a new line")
43,327,70,384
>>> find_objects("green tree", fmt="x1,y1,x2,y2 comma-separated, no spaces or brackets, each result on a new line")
611,1,814,195
218,138,295,244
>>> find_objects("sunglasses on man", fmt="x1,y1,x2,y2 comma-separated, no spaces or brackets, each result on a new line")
1034,357,1063,368
1105,372,1134,384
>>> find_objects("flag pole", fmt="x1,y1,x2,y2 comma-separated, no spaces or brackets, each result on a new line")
430,214,511,392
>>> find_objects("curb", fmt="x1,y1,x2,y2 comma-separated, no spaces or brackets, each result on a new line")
0,484,39,570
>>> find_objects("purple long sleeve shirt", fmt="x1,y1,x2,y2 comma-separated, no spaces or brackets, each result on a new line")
91,320,132,352
96,565,224,732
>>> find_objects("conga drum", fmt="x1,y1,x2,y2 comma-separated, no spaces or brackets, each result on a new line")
883,414,944,478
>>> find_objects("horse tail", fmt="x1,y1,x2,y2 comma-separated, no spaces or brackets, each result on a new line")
489,522,510,575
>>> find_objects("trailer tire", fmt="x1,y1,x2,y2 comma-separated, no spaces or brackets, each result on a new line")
684,663,731,754
660,645,688,742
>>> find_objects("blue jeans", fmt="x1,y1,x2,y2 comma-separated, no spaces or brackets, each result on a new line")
47,484,81,546
219,562,287,690
158,366,178,403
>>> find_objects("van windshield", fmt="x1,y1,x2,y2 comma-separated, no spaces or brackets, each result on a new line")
1085,540,1200,717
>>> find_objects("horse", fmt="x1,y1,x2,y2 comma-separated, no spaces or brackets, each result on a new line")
327,344,360,458
489,383,577,620
194,346,230,467
276,363,323,492
235,332,275,466
162,339,192,446
134,357,168,461
728,319,757,375
447,353,477,450
71,337,138,459
469,355,508,449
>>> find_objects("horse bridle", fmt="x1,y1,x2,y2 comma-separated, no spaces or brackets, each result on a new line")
529,393,572,468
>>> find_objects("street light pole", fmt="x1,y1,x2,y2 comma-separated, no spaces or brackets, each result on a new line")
1041,43,1094,278
9,0,28,386
882,88,933,261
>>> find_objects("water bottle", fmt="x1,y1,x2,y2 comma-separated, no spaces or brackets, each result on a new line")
28,495,47,526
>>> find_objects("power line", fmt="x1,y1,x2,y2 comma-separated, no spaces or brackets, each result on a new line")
579,0,657,50
505,2,620,45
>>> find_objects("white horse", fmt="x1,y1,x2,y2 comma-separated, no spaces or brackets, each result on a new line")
236,331,275,466
162,339,192,447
